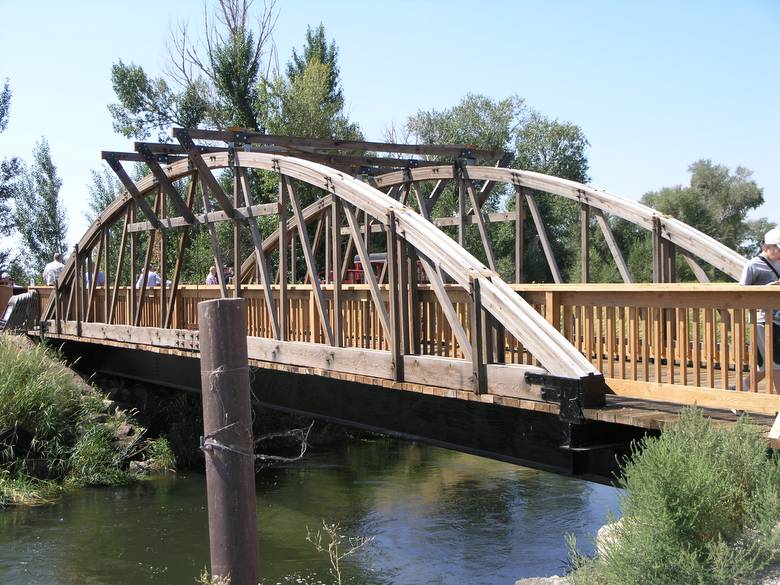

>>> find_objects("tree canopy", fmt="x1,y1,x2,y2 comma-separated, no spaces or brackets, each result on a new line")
0,79,21,270
14,138,68,281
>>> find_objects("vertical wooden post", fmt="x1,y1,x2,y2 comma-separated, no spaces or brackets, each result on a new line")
198,298,260,585
324,212,331,285
130,203,137,322
54,280,61,335
278,177,288,341
666,241,677,283
330,195,342,346
515,187,524,283
469,275,486,394
457,172,466,248
233,169,242,298
398,234,410,356
386,210,403,381
652,217,663,283
408,243,421,354
290,233,297,285
580,203,590,283
102,226,110,324
74,244,81,337
160,190,167,327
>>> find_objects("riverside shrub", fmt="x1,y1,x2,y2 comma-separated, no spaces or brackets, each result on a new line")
0,334,174,506
569,408,780,585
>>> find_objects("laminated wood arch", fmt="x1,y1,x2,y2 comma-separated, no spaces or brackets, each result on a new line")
370,166,747,281
45,151,598,380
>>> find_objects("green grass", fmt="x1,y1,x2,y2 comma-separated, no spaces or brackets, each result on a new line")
0,334,175,506
568,408,780,585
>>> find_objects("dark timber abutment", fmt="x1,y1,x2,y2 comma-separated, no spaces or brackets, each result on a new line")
55,338,650,485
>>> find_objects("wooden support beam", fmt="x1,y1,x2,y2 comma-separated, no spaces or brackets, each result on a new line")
386,210,403,381
462,173,497,272
515,188,524,283
278,176,288,341
426,179,448,212
133,191,161,326
233,169,241,298
457,175,466,247
74,244,82,336
303,212,325,284
680,247,710,283
344,204,392,341
159,189,167,326
164,176,198,329
127,203,277,233
136,143,198,226
331,194,343,347
398,234,410,355
104,156,162,229
285,177,334,345
102,226,110,324
85,235,104,322
593,208,634,284
238,168,280,339
412,182,429,220
652,216,663,283
469,275,487,394
407,243,421,354
524,189,563,283
418,253,473,361
173,129,235,215
581,203,590,283
129,204,137,325
198,177,229,298
178,127,508,160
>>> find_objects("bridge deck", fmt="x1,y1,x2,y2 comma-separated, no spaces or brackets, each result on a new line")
35,324,780,450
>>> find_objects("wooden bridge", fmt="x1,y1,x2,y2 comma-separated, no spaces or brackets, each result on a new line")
27,129,779,483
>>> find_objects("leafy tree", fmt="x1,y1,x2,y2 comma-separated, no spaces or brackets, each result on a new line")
286,23,342,109
108,0,277,140
14,138,68,281
642,160,766,256
85,163,123,223
0,78,21,270
634,160,772,280
404,93,591,282
262,22,360,141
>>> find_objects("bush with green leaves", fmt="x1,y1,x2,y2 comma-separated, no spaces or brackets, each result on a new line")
569,408,780,585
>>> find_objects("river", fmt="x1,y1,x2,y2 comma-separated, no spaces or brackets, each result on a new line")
0,437,621,585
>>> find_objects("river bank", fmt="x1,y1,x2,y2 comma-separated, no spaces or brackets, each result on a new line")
0,333,174,506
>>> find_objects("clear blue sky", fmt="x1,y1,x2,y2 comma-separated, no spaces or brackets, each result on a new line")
1,0,778,246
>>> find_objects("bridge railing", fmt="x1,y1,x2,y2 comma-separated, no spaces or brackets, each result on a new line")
33,283,779,410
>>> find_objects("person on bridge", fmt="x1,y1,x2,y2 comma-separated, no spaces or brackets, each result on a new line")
42,253,65,285
205,266,218,285
739,227,780,390
135,266,162,288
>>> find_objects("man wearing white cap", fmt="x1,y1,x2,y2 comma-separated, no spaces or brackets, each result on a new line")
738,227,780,390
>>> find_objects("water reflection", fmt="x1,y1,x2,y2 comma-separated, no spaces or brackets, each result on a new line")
0,438,621,585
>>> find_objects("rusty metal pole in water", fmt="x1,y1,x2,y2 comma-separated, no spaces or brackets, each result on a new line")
198,297,260,585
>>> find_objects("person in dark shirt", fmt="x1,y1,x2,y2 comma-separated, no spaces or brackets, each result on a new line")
738,227,780,390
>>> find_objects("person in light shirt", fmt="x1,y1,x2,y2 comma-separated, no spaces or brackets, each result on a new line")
738,227,780,390
205,266,218,285
42,253,65,285
135,266,162,288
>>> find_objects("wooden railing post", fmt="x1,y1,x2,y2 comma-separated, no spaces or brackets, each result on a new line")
74,244,81,337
